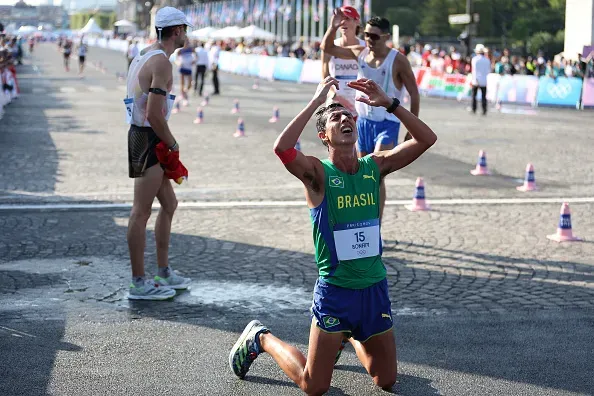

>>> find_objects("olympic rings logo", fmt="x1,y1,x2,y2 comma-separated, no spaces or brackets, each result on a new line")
546,81,572,99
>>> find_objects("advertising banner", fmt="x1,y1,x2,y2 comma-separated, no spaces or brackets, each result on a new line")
441,73,468,98
257,56,277,80
247,55,260,77
536,77,583,108
217,51,235,73
496,75,539,105
418,69,446,97
273,57,304,82
581,78,594,108
299,59,322,84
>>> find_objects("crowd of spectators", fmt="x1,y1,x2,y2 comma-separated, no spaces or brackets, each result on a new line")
404,43,594,79
0,34,24,120
191,35,594,79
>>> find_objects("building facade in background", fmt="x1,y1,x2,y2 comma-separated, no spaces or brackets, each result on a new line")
564,0,594,59
0,0,69,30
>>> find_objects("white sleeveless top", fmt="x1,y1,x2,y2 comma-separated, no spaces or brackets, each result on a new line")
125,49,174,127
328,38,366,106
355,48,403,122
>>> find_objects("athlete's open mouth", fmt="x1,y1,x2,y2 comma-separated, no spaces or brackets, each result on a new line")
342,126,353,134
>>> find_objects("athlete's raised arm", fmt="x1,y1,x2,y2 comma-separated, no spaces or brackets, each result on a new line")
273,77,339,191
348,78,437,176
320,8,363,61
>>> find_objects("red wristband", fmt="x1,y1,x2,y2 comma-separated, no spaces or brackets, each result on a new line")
275,147,298,164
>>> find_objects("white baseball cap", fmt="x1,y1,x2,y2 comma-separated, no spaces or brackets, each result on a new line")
155,7,193,29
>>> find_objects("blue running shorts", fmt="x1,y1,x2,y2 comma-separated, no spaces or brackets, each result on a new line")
310,277,393,342
356,117,401,154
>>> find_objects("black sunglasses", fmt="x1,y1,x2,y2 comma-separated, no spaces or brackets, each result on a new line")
364,32,384,41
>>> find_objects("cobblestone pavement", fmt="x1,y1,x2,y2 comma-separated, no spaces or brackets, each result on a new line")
1,204,594,316
0,44,592,396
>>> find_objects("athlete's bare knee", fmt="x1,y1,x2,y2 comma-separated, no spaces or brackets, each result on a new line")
160,197,178,216
373,373,397,390
129,206,151,225
300,380,330,396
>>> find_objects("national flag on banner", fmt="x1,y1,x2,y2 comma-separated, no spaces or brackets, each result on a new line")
255,0,262,18
364,0,370,20
244,0,252,22
224,3,232,24
296,0,302,22
268,0,276,20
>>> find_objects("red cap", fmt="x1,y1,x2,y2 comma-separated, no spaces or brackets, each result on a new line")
340,6,360,20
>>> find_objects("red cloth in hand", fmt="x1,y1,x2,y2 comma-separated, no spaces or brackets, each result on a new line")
155,142,188,184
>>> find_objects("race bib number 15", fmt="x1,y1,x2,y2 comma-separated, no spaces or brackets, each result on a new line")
333,219,380,261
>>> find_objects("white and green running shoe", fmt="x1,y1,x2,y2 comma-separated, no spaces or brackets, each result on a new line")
127,279,176,300
229,320,270,379
154,271,191,290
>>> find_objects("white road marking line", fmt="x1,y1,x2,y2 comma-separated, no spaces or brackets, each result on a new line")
1,197,594,211
88,86,107,92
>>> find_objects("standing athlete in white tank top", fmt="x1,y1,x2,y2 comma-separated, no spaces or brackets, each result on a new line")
321,10,421,244
124,7,193,301
321,6,365,116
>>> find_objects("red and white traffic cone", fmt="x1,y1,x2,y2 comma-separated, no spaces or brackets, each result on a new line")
516,163,537,192
470,150,491,175
231,99,240,114
547,203,581,242
269,106,280,123
193,107,204,124
405,177,430,211
233,118,246,137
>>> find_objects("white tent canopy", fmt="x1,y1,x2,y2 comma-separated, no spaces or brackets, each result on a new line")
210,25,241,39
189,26,216,39
80,18,104,35
114,19,136,28
17,25,37,34
236,25,275,40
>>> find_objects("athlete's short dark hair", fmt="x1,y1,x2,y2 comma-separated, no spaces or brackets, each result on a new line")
366,17,391,34
315,103,348,147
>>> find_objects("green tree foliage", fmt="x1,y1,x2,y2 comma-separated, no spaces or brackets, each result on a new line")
372,0,566,48
69,12,116,30
419,0,458,36
383,7,419,36
528,30,564,55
